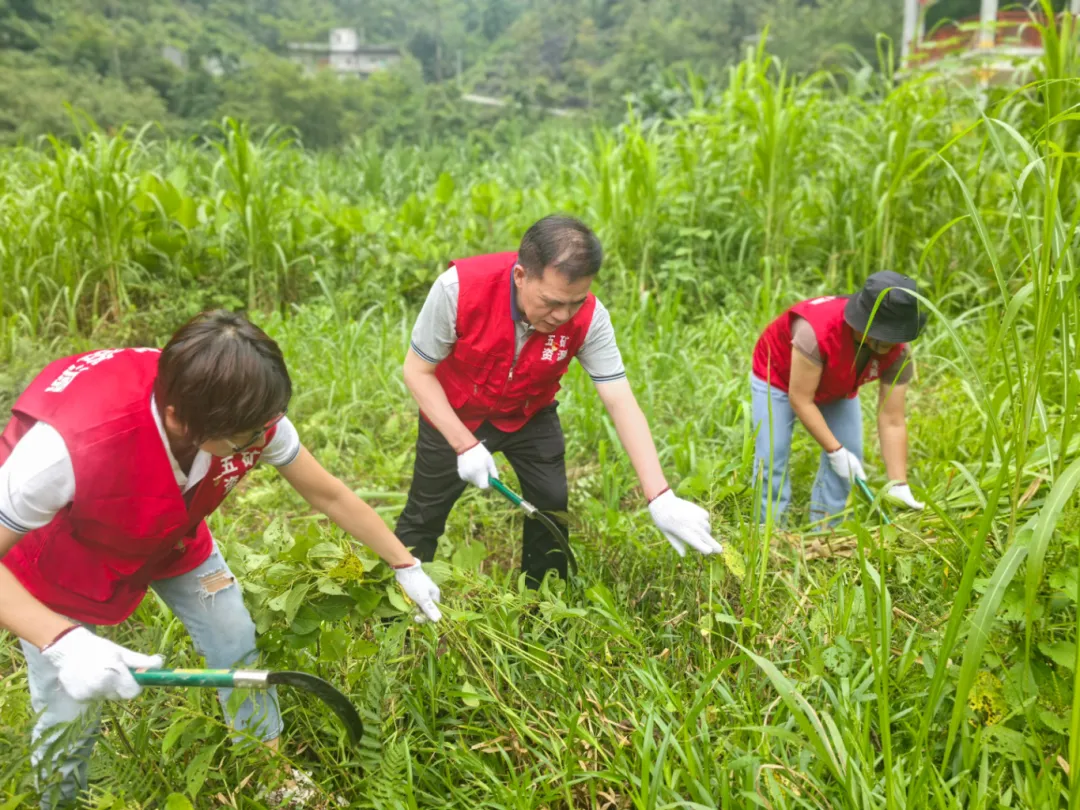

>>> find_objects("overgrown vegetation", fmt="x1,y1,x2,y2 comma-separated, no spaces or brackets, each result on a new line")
1,7,1079,809
0,0,901,146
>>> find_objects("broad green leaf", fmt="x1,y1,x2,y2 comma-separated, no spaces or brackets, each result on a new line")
162,716,193,756
267,591,289,613
461,680,480,708
722,545,746,580
284,582,312,624
386,584,411,613
320,626,349,663
290,604,321,635
317,579,347,596
286,532,319,562
1038,709,1070,735
351,639,378,658
1049,567,1078,601
264,562,296,586
434,172,455,204
425,559,453,585
967,670,1007,725
166,166,189,192
1038,640,1077,671
308,542,344,560
986,725,1028,759
164,794,194,810
185,745,216,799
262,518,292,554
348,586,382,616
451,540,487,572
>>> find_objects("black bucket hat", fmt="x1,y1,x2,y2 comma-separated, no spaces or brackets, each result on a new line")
844,270,928,343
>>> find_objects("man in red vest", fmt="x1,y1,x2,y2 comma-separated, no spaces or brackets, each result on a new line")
0,311,442,808
751,271,928,526
398,215,722,585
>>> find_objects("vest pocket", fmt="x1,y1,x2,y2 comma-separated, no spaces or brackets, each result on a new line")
36,529,162,604
450,345,501,385
37,539,124,604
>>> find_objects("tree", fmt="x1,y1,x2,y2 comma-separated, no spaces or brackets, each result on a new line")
759,0,903,74
0,0,49,50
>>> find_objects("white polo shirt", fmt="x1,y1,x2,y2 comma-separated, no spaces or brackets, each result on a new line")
0,396,301,536
409,267,627,385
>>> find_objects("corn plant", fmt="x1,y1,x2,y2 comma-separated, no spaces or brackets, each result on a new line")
0,20,1079,809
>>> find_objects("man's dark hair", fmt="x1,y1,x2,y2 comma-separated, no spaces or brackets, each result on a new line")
518,215,603,282
155,310,292,443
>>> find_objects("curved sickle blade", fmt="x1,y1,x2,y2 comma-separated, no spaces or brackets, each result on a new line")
532,509,577,576
489,477,577,576
268,671,363,744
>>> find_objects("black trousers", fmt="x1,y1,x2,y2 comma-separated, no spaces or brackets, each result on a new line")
395,404,570,586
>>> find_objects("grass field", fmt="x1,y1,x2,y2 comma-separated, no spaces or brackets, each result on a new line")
1,21,1079,810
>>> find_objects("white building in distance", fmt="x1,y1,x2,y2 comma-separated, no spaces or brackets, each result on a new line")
286,28,400,78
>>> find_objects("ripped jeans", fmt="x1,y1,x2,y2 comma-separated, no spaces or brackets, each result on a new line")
20,544,281,809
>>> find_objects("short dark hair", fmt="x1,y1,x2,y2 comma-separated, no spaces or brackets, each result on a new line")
154,310,292,443
518,215,603,282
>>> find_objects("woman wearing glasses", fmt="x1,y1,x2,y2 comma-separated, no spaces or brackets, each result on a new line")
0,310,442,809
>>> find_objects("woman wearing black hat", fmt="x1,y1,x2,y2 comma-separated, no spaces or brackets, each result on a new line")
750,271,928,525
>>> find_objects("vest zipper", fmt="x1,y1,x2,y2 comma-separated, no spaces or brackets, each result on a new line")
491,333,536,416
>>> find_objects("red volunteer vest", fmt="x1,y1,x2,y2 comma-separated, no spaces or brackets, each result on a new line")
433,252,597,432
752,296,906,404
0,349,274,625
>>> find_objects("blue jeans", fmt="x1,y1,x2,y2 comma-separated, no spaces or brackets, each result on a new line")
750,374,864,525
21,544,281,809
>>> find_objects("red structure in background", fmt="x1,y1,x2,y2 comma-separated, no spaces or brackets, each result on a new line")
908,9,1050,69
898,0,1080,87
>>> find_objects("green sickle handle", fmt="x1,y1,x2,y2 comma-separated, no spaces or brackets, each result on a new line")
855,478,892,526
131,668,270,689
488,476,577,575
489,476,537,514
131,667,364,743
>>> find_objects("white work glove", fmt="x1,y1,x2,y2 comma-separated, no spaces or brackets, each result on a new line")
886,483,925,511
648,490,723,557
827,446,867,483
41,626,163,702
457,442,498,489
394,559,443,623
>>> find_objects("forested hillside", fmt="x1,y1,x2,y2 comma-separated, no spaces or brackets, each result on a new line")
1,0,903,146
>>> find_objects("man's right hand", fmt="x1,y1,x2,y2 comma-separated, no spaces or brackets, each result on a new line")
457,442,498,489
648,490,723,557
41,626,163,702
827,446,867,483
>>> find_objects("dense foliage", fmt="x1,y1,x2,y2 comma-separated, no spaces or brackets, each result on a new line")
1,5,1079,809
0,0,904,146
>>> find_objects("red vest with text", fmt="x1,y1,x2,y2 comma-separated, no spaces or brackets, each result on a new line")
433,252,597,432
0,349,274,625
752,296,906,404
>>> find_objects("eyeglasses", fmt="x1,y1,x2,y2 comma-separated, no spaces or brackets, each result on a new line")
228,410,288,454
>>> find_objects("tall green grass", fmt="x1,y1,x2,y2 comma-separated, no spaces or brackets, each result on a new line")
1,13,1079,809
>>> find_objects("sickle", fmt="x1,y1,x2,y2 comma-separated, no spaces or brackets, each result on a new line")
488,477,578,576
131,668,363,744
854,477,892,525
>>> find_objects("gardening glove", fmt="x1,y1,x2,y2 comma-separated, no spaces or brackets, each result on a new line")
41,626,163,702
885,483,925,511
457,442,498,489
395,558,443,623
827,446,867,483
648,490,723,557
